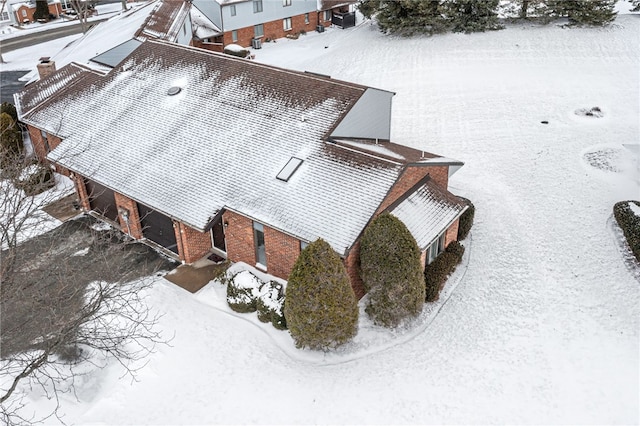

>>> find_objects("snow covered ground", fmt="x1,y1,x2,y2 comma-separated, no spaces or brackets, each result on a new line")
3,11,639,425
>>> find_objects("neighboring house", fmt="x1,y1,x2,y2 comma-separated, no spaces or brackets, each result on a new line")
191,0,356,51
7,0,62,25
15,40,467,299
21,0,193,84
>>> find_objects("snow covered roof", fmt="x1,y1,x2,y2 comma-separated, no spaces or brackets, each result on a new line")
20,40,411,255
191,4,221,39
20,0,191,84
390,178,467,250
317,0,356,11
135,0,190,41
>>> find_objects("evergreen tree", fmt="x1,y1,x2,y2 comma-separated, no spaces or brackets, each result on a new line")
358,0,448,36
284,239,358,350
511,0,554,21
0,112,24,160
631,0,640,12
33,0,50,21
443,0,503,33
360,213,425,328
567,0,617,26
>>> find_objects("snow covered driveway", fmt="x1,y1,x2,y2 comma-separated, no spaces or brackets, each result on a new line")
14,14,639,425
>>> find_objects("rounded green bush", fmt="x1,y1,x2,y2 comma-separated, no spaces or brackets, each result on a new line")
284,239,358,350
457,197,475,241
18,162,55,196
360,213,425,328
425,241,465,302
226,271,260,313
0,112,23,159
256,280,287,330
614,201,640,262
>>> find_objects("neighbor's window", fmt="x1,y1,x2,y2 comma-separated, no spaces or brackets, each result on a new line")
253,0,263,13
283,0,291,6
254,23,263,37
21,9,27,17
253,222,267,268
324,10,331,21
427,233,446,265
304,13,309,24
283,17,292,31
230,4,236,16
232,30,238,42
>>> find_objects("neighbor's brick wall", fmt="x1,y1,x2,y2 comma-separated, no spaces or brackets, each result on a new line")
444,218,460,247
264,226,300,279
73,174,91,211
178,223,213,263
344,241,365,299
15,3,62,23
114,193,143,239
224,12,318,48
223,211,257,266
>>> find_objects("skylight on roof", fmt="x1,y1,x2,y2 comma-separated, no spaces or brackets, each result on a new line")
276,157,303,182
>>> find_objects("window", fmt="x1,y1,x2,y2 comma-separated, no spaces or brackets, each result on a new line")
232,30,238,42
304,13,309,24
283,0,291,6
230,4,236,16
41,129,50,153
324,10,331,21
21,9,27,17
253,24,263,38
253,222,267,268
283,17,292,31
300,241,308,251
276,157,302,181
426,233,446,265
253,0,263,13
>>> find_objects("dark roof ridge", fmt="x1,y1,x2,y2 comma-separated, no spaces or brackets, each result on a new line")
330,137,442,165
325,139,405,167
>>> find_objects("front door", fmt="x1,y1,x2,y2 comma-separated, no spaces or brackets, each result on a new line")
211,216,226,253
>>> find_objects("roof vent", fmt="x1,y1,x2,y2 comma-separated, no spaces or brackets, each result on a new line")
167,86,182,96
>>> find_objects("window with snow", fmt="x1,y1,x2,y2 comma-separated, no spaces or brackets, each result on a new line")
276,157,303,182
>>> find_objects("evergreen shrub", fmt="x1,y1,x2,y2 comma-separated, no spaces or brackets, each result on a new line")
256,280,287,330
226,270,261,313
33,0,50,21
457,198,475,241
0,103,18,123
613,201,640,262
360,213,425,328
425,241,465,302
284,239,358,350
0,112,24,158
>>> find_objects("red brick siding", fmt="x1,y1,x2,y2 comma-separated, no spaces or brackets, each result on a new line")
344,241,365,299
114,193,143,239
27,126,62,163
73,174,91,211
223,211,257,266
427,165,449,189
177,223,213,263
376,166,431,214
15,3,62,23
224,12,318,48
263,225,300,279
444,218,460,247
420,250,427,270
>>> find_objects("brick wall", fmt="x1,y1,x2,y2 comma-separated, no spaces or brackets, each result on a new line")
223,210,257,266
344,241,365,299
444,218,460,247
114,193,143,239
427,165,449,189
27,125,62,163
16,3,62,23
73,174,91,211
264,225,300,279
224,12,318,48
177,223,213,263
376,166,431,214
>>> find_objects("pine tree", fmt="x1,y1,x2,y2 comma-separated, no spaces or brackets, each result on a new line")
443,0,503,33
0,112,23,160
284,239,358,350
631,0,640,12
358,0,448,36
33,0,50,21
567,0,617,26
360,213,425,328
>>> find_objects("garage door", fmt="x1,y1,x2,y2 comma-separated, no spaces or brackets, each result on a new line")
84,179,118,222
138,203,178,254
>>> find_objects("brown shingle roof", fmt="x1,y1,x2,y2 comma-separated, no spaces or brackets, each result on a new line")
135,0,191,42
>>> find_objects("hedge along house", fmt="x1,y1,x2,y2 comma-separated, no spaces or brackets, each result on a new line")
15,40,467,298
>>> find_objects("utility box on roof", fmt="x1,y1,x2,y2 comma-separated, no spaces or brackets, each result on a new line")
251,38,262,49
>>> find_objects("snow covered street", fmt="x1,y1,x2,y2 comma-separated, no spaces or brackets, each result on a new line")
4,13,639,425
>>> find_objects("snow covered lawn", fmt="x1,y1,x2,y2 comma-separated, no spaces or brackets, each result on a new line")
5,14,640,425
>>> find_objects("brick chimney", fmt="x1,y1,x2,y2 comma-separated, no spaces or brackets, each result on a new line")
37,57,56,80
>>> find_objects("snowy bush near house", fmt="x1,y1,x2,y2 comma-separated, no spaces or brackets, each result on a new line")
613,201,640,262
226,270,262,313
223,44,249,58
425,241,465,302
17,162,55,196
256,281,287,330
457,198,475,241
